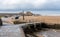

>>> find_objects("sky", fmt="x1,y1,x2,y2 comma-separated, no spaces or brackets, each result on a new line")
0,0,60,16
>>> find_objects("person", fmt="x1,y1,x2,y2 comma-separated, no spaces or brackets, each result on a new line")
0,18,3,26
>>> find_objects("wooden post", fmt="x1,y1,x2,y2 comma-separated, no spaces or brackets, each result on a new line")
23,11,24,20
0,18,3,26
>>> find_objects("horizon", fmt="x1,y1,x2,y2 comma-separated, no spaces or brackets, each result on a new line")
0,11,60,16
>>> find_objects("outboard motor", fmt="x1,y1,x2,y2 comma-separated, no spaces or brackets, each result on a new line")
0,18,3,26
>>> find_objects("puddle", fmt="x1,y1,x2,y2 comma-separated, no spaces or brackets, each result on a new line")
36,29,60,37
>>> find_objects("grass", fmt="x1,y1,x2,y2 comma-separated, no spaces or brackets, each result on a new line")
8,16,60,24
17,16,60,24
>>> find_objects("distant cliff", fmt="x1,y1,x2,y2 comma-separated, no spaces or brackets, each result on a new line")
0,11,41,16
19,11,41,16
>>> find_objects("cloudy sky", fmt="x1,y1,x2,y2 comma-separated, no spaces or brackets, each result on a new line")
0,0,60,16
